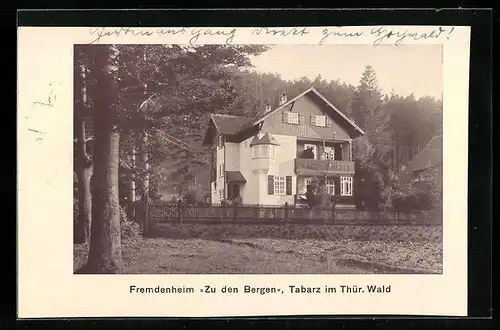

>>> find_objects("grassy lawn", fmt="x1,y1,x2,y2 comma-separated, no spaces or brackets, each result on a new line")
74,236,442,274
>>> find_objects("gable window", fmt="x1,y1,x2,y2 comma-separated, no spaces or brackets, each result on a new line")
274,176,286,195
287,112,299,124
283,111,298,124
326,180,335,195
340,176,353,196
282,111,304,125
311,114,327,127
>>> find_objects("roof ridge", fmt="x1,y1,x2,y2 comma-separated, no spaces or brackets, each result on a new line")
212,113,256,118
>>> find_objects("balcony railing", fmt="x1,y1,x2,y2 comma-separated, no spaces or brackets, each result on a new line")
295,158,355,175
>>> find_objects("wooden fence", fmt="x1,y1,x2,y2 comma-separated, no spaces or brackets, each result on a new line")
148,203,442,226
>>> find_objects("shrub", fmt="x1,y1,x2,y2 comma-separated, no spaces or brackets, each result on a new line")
183,190,198,205
392,187,434,211
120,206,141,240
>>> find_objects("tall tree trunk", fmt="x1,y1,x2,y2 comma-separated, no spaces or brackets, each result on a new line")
139,132,150,236
74,62,92,245
85,122,122,273
75,114,92,244
80,44,122,274
129,147,136,222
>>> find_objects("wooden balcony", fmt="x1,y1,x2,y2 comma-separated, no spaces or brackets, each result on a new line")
295,158,355,175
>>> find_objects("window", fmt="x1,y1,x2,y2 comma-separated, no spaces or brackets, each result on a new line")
274,176,286,195
287,112,299,124
324,146,335,160
261,145,269,157
301,178,312,195
217,135,224,149
312,114,326,127
219,163,225,178
283,111,304,124
252,145,275,159
326,180,335,195
340,176,353,196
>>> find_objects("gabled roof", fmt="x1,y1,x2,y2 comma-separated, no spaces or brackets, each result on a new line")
238,87,365,138
406,135,443,173
249,133,281,146
399,135,443,183
249,135,261,146
202,114,256,146
210,114,257,135
259,133,280,146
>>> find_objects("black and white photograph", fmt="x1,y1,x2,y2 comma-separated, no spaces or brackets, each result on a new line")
73,43,443,275
18,24,471,318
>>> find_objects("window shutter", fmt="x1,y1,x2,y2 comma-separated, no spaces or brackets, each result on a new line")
282,111,288,123
286,176,292,195
326,117,332,127
268,175,274,195
298,113,304,124
334,177,341,195
311,114,316,126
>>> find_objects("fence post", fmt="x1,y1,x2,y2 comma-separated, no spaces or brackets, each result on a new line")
284,202,289,223
332,206,335,225
178,200,183,223
196,203,199,222
284,203,290,239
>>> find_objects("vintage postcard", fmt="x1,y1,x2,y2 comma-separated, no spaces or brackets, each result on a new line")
17,25,470,318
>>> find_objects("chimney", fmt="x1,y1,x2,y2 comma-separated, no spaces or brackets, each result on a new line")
264,101,272,113
279,92,288,106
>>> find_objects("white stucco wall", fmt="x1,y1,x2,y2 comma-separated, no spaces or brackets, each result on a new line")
225,142,240,171
264,134,297,205
211,144,226,204
238,136,259,204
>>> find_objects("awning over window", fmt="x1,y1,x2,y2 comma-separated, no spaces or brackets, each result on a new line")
226,171,247,183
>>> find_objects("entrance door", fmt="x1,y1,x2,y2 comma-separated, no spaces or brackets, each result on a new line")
227,183,240,200
324,146,335,160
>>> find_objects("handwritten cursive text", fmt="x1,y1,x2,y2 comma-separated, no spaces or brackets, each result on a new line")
370,26,449,46
252,27,310,38
319,28,364,45
89,27,186,44
189,28,237,45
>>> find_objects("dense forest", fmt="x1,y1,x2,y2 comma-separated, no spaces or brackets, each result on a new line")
73,44,442,273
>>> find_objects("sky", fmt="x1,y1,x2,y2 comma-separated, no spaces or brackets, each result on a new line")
249,44,443,99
